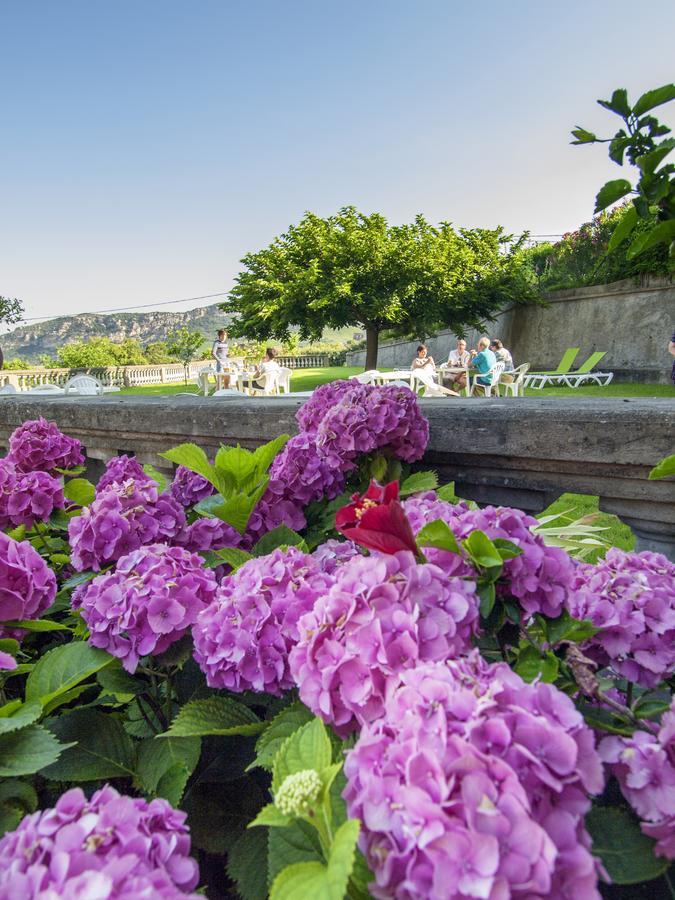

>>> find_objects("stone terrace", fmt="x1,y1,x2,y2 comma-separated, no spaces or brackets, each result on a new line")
0,395,673,558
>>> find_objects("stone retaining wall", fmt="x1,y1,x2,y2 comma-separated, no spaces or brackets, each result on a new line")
346,275,675,383
0,394,673,558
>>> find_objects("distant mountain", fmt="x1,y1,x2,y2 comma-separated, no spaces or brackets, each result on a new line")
2,305,231,363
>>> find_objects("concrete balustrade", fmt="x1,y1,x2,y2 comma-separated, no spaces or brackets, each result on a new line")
0,394,673,558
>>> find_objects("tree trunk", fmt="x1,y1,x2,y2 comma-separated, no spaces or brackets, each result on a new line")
365,326,379,371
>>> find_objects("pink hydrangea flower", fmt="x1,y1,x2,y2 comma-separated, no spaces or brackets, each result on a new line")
289,552,479,736
344,653,605,898
193,547,334,695
0,784,200,898
311,539,362,574
7,417,84,474
567,548,675,688
0,459,65,530
68,479,186,571
600,697,675,860
172,517,244,554
72,543,217,672
97,454,153,493
0,532,57,638
403,493,575,618
170,465,215,508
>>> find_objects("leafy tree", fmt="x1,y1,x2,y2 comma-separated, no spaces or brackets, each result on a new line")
167,327,205,383
0,295,24,370
222,207,536,369
56,337,147,368
144,341,173,364
572,83,675,265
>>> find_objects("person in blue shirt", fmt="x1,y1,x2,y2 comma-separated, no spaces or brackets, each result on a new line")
470,337,497,391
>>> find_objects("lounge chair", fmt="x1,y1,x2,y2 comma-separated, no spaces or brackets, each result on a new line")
411,368,458,398
277,366,292,394
349,370,380,384
524,348,580,389
559,352,613,388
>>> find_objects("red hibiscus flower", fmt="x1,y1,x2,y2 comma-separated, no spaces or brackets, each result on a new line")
335,480,418,555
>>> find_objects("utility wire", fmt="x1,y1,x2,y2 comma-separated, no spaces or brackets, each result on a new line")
17,291,230,324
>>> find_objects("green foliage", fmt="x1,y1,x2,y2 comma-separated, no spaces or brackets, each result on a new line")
160,697,264,738
43,709,136,781
25,642,112,707
0,726,65,776
586,806,671,884
270,819,360,900
525,203,670,291
649,453,675,480
253,525,308,557
56,336,149,368
572,83,675,264
63,477,96,507
251,702,316,771
223,206,538,367
167,327,204,369
161,435,287,534
136,736,201,805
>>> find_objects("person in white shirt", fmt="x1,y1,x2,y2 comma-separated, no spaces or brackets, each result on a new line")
212,330,230,371
242,347,281,392
445,338,471,390
411,344,436,371
490,339,514,383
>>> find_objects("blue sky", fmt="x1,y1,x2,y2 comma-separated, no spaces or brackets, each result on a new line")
1,0,674,324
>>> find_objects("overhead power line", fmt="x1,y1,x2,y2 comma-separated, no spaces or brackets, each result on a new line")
17,291,230,324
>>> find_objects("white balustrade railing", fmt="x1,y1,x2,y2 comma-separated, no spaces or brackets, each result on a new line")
0,354,339,391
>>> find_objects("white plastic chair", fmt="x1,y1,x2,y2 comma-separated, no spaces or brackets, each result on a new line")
349,370,380,384
411,369,458,398
501,363,530,398
469,361,505,397
277,366,292,394
197,367,216,396
64,375,104,396
28,383,65,395
246,369,280,396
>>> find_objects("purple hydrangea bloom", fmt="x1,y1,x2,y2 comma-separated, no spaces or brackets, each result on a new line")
7,417,84,475
0,532,57,638
68,479,186,571
403,494,575,619
97,455,153,493
170,465,215,508
289,552,479,736
600,697,675,860
173,517,244,554
295,379,357,435
315,383,428,466
344,653,605,899
73,543,217,673
311,539,362,574
247,434,347,541
0,784,200,898
0,459,65,531
193,547,334,695
567,548,675,688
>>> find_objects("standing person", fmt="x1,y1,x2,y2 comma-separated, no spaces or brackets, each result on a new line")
445,338,471,391
241,347,280,393
669,331,675,385
469,337,497,394
212,329,230,388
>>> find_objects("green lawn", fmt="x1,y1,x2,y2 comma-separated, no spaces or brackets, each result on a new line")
119,367,673,397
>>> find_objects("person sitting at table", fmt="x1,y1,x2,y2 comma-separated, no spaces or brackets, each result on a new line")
445,338,471,390
241,347,280,393
490,338,514,384
469,337,497,395
411,344,436,371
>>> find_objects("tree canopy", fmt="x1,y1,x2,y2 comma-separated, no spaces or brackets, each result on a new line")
222,207,537,368
0,296,24,370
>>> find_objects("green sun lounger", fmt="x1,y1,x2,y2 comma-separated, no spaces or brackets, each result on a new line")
525,348,580,388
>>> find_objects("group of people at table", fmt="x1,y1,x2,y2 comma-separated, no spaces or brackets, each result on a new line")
210,327,515,396
412,336,514,393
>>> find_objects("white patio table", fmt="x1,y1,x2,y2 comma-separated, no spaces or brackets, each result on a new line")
439,366,471,397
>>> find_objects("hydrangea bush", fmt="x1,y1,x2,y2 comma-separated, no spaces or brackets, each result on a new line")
0,399,672,900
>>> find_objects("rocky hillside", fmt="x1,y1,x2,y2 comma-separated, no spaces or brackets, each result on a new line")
2,305,231,363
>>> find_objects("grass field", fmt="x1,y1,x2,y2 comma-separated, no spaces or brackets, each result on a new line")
119,367,674,397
